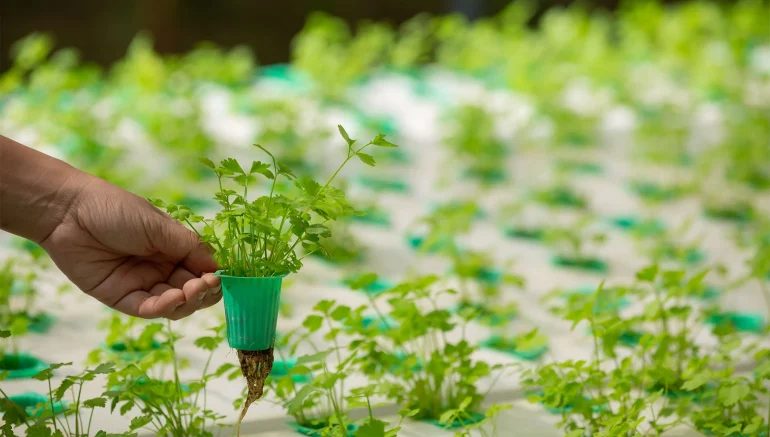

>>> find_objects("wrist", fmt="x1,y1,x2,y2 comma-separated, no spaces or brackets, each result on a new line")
0,136,92,243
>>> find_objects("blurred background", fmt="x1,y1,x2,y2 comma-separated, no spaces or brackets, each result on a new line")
2,0,728,71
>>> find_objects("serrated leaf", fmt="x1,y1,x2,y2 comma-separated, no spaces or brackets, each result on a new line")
356,419,387,437
372,134,398,148
129,415,153,430
83,397,107,408
194,336,220,352
348,273,377,290
198,157,216,169
356,152,376,167
221,158,245,175
92,362,115,374
296,349,332,366
338,125,356,146
720,384,749,406
303,315,323,332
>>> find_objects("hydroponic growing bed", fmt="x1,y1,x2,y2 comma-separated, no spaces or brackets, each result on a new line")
2,1,770,436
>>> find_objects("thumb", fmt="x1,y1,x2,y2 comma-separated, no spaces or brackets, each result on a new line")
147,211,219,275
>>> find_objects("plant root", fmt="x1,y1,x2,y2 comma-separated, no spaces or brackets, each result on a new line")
236,347,274,434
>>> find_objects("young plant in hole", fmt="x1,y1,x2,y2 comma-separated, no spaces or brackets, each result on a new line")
682,337,768,436
259,300,410,437
451,250,523,327
544,216,608,273
1,357,136,437
630,265,714,399
0,256,54,336
153,125,397,428
525,282,687,436
645,221,705,266
409,201,479,254
354,275,513,432
530,183,588,210
87,313,169,366
499,201,550,241
442,104,508,185
108,321,229,437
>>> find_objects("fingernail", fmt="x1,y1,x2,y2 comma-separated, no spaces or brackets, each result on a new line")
211,285,222,295
198,290,208,302
173,302,184,311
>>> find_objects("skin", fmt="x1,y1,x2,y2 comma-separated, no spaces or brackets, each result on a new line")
0,135,222,319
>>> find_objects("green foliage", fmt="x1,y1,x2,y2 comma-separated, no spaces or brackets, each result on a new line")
353,276,510,424
0,358,137,437
107,321,228,437
443,104,508,182
154,126,396,277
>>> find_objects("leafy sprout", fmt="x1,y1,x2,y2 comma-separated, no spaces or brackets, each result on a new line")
152,125,397,277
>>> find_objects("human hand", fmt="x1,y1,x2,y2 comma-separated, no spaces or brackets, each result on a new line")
40,176,222,319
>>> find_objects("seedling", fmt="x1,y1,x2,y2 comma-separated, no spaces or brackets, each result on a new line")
530,184,588,210
108,321,229,437
353,275,513,431
443,104,509,185
154,125,396,431
544,217,608,273
483,329,549,361
262,301,408,437
1,353,135,437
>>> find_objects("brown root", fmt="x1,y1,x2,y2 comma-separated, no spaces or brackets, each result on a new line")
237,347,275,425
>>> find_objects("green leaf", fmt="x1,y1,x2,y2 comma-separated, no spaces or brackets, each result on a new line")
92,362,115,374
250,161,274,179
302,315,323,332
194,336,221,352
54,378,75,401
372,134,398,148
720,383,750,406
296,349,332,365
348,273,378,290
330,305,350,321
338,125,356,146
287,384,319,414
221,158,245,175
636,265,658,282
0,329,10,338
356,419,387,437
305,224,331,236
356,152,376,167
129,415,153,430
83,397,107,408
198,157,216,169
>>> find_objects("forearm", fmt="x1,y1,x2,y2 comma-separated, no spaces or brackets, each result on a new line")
0,135,89,243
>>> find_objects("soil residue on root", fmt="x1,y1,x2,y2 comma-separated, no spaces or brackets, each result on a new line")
237,347,275,421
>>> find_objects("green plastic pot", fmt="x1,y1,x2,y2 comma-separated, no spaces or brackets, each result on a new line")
217,271,284,351
3,392,67,418
0,353,49,380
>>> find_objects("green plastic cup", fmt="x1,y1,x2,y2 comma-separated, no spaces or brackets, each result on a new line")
216,271,285,351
